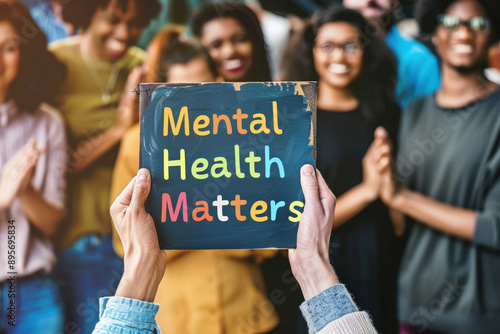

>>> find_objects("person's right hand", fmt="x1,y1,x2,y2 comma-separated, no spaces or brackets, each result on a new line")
289,164,339,300
0,139,44,210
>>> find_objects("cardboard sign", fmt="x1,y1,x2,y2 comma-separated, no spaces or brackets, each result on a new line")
139,82,316,249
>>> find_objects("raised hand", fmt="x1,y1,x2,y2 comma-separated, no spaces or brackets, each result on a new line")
361,127,392,200
111,168,167,302
372,127,401,208
289,164,339,300
0,139,45,210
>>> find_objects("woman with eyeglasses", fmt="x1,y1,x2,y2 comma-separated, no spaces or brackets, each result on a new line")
283,5,400,333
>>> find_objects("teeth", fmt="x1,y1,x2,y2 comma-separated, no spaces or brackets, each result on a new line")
224,59,242,70
452,44,473,54
108,39,126,52
328,64,349,74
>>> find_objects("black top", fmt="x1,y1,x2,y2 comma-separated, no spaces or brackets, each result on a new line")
316,107,397,333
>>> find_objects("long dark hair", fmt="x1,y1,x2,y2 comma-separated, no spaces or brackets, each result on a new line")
282,5,400,141
0,0,65,113
192,2,271,82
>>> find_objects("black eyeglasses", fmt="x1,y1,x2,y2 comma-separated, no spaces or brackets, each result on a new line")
314,42,362,56
437,14,491,34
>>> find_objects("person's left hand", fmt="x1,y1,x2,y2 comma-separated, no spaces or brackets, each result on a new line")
0,139,44,210
289,165,339,300
110,168,167,302
360,128,392,201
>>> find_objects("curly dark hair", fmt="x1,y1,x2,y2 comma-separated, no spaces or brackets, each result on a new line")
282,5,400,141
192,2,271,82
62,0,160,30
0,0,65,113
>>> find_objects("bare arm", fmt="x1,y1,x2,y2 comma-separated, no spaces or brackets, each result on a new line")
333,184,378,228
18,184,64,236
377,126,477,241
388,186,476,240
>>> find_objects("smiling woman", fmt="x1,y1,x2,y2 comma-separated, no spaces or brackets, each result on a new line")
192,2,271,82
48,0,159,333
282,5,400,333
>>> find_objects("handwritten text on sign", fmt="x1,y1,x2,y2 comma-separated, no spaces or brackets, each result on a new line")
140,82,315,249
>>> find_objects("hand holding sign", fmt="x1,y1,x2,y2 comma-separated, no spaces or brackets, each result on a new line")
111,168,167,302
289,165,339,300
111,165,340,302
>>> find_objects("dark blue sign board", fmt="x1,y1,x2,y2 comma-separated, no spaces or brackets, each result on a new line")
139,82,316,249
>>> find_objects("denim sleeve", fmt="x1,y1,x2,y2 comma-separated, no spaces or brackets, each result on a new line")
93,297,161,333
300,284,359,334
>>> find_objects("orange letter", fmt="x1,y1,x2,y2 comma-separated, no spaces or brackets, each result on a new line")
192,201,213,222
230,195,247,221
213,114,233,135
233,108,248,134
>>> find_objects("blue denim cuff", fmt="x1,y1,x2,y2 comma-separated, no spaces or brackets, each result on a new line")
94,297,160,333
300,284,359,333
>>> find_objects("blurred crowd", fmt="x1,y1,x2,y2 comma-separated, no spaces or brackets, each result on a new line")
1,0,500,333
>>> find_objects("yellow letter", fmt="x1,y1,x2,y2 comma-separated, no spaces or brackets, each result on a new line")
244,151,261,178
288,201,304,222
251,200,268,222
164,106,189,136
193,115,210,136
164,149,186,180
250,114,270,134
273,101,283,135
234,145,245,178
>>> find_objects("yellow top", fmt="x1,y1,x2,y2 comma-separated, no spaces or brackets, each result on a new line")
110,124,279,334
50,36,146,249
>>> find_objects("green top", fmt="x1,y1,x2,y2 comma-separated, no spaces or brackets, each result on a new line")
50,36,146,249
397,88,500,333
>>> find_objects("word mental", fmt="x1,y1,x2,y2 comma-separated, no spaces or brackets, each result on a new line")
163,101,283,137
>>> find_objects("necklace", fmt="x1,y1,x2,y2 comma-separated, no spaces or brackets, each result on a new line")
80,36,120,104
